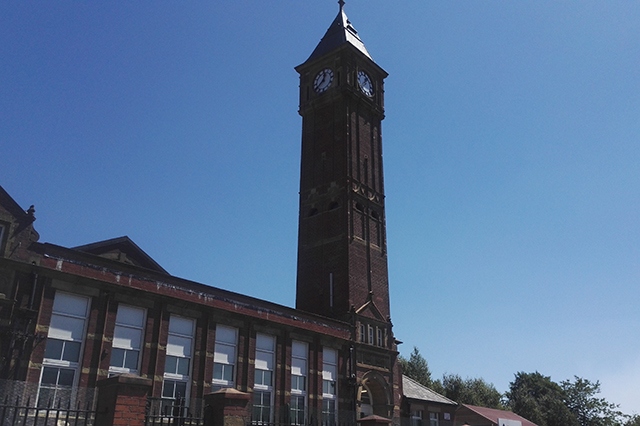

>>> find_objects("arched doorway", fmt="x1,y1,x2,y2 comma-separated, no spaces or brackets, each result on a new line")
358,372,391,418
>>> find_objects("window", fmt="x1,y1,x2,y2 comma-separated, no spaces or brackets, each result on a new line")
39,292,90,405
253,333,275,424
411,410,423,426
253,391,271,425
377,328,384,347
290,341,307,425
109,305,145,375
363,157,369,185
162,316,194,402
322,348,337,426
429,413,439,426
360,387,373,418
368,326,374,345
213,325,237,390
291,395,306,426
359,324,366,343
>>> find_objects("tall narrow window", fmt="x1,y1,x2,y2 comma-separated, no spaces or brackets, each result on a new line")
163,316,194,403
322,348,337,426
109,304,145,376
363,157,369,185
253,333,275,424
376,328,383,347
429,413,439,426
360,387,373,418
0,224,5,252
290,341,308,425
368,326,374,345
411,410,423,426
39,291,90,405
359,324,366,343
213,325,237,390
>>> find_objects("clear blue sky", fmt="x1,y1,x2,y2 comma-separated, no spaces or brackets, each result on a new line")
2,0,639,415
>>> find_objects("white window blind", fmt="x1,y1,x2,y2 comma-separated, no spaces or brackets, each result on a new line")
110,304,145,374
213,325,237,388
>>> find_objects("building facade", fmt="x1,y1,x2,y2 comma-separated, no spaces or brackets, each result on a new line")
0,2,403,425
401,376,457,426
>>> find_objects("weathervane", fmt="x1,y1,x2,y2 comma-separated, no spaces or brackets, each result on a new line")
339,0,345,11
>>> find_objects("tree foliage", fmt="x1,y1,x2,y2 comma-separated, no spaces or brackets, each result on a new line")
434,373,503,409
398,346,502,409
561,376,625,426
505,371,577,426
625,415,640,426
399,346,432,388
506,372,627,426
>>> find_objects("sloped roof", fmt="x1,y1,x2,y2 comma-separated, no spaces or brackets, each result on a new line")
72,236,168,274
0,185,40,247
402,375,457,406
460,404,538,426
355,295,385,321
0,185,35,222
303,3,372,64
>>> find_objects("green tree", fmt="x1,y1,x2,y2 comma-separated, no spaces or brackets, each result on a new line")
505,371,577,426
625,414,640,426
561,376,625,426
435,373,503,409
399,346,432,388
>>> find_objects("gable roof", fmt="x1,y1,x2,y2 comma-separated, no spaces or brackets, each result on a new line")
355,295,385,321
402,375,457,406
460,404,538,426
0,185,35,223
0,185,40,250
72,236,168,274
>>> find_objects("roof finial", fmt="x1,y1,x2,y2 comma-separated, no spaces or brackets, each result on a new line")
338,0,345,11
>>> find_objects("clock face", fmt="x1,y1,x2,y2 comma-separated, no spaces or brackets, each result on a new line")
357,70,374,97
313,68,334,93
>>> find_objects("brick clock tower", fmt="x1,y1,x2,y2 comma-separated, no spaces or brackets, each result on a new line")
295,1,401,422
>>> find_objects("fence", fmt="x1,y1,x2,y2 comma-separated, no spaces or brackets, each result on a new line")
0,394,96,426
146,397,204,426
0,380,373,426
245,409,359,426
245,420,360,426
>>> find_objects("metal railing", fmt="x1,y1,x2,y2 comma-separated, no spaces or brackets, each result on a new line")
146,397,204,426
247,410,359,426
0,394,96,426
247,421,358,426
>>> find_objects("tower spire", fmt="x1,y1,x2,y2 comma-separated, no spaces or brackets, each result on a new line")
300,0,372,64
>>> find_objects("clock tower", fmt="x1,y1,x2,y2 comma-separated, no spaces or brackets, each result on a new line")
295,1,390,325
295,2,400,421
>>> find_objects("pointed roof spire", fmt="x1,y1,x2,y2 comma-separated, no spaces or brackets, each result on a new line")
302,1,372,64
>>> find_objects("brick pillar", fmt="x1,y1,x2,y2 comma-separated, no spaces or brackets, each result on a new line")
358,414,393,426
95,374,152,426
203,388,251,426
